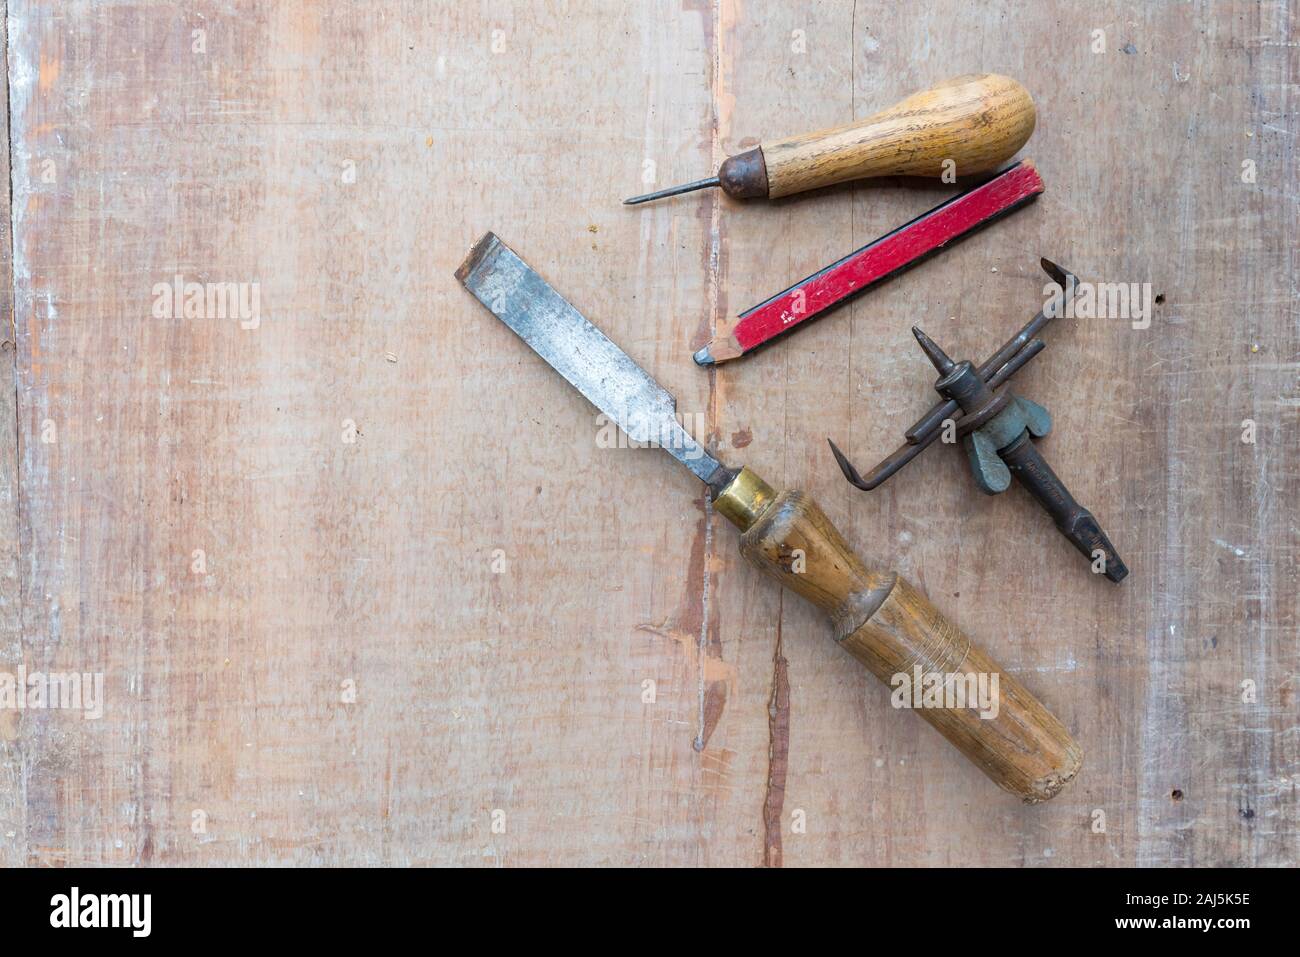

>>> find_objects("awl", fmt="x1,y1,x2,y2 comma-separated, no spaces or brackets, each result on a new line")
625,74,1035,205
456,232,1082,803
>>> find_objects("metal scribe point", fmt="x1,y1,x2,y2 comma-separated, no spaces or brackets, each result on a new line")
624,176,721,205
912,326,956,375
827,439,867,490
1040,257,1071,290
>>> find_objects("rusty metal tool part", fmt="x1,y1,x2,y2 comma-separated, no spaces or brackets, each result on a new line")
828,336,1046,490
457,232,1083,802
902,258,1075,444
829,257,1074,488
827,279,1129,583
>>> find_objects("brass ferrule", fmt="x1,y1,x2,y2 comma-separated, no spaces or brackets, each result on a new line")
712,467,776,532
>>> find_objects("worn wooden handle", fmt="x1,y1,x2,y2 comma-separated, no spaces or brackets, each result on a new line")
760,74,1036,199
716,470,1080,802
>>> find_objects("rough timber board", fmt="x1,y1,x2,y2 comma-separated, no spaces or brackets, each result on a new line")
1,1,1295,865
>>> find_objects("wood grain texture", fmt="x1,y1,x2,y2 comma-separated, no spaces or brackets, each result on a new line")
0,3,22,869
763,73,1037,197
738,486,1082,803
2,0,1296,866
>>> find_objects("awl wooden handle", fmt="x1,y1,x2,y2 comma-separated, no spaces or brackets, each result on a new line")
714,468,1081,803
721,74,1036,199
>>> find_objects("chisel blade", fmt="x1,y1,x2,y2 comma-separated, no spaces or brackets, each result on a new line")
456,232,730,488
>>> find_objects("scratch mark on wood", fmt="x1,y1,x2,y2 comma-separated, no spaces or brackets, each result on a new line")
762,596,789,867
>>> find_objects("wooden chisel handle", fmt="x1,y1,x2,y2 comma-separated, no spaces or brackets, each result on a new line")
713,468,1081,803
721,74,1036,199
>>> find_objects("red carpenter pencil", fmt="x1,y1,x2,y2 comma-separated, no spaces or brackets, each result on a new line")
693,159,1045,365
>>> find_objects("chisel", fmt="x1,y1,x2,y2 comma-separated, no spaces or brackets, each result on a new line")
624,74,1035,205
456,232,1082,803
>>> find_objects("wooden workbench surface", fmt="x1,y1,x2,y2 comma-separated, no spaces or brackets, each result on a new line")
1,1,1295,866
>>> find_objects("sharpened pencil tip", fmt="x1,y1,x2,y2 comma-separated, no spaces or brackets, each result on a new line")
693,345,716,367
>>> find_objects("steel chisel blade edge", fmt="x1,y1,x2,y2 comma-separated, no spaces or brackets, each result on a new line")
456,233,730,487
